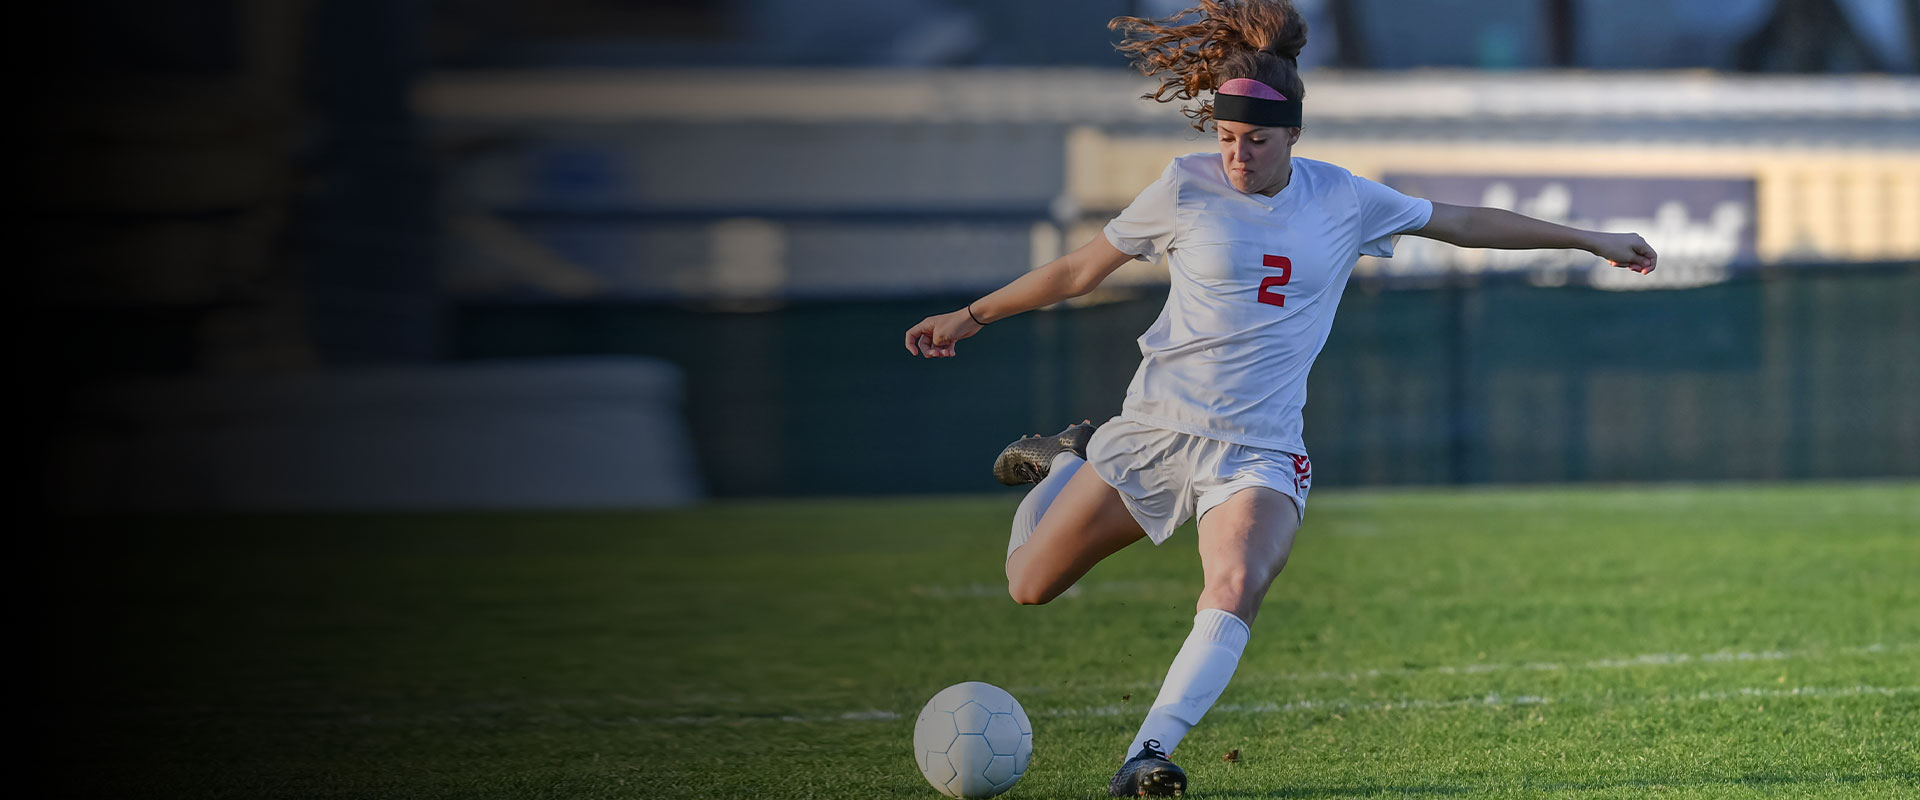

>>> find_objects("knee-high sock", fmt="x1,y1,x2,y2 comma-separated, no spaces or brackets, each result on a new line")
1126,608,1251,757
1008,453,1084,561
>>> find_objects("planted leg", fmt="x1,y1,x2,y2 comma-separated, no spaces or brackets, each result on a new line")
1121,487,1299,775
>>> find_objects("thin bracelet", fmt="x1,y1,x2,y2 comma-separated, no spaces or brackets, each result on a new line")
966,304,988,325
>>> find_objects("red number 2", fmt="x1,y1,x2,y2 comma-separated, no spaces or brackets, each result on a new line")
1257,254,1292,307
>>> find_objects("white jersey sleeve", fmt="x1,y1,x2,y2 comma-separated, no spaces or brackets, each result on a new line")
1103,162,1180,262
1351,174,1433,257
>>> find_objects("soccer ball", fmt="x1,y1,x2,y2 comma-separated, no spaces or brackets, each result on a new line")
912,681,1033,798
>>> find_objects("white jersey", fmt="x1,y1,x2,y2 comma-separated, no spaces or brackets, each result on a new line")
1102,153,1432,456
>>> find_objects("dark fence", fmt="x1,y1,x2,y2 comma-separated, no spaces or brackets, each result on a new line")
452,264,1920,497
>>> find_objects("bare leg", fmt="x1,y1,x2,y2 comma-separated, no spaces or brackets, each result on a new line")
1005,466,1146,605
1194,486,1300,623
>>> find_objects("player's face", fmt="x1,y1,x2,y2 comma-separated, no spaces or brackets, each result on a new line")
1216,120,1301,196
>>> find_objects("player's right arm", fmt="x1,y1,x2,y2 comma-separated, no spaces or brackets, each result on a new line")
903,234,1134,358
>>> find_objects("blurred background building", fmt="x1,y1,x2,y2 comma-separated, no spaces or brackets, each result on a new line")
29,0,1920,509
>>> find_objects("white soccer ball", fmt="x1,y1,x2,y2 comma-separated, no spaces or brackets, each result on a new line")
912,681,1034,798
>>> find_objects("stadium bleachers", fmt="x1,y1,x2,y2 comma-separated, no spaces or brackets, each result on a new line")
419,70,1920,300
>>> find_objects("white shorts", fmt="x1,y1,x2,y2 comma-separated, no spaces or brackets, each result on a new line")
1085,416,1312,545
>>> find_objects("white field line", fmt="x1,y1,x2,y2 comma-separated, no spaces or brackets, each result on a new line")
1011,641,1920,697
1039,693,1552,720
388,640,1914,719
624,640,1913,712
909,581,1167,599
646,684,1919,726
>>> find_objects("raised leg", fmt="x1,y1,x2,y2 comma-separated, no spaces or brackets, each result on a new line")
1004,466,1146,605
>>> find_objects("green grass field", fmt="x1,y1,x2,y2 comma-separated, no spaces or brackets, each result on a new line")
46,483,1920,799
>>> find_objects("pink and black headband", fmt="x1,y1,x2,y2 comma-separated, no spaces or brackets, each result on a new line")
1213,78,1302,127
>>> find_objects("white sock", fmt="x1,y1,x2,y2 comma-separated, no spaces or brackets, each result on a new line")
1126,608,1251,758
1007,452,1084,561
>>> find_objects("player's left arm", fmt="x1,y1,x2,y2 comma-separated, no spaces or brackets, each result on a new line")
1411,201,1657,274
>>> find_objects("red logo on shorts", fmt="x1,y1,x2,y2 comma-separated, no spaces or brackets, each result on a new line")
1290,454,1312,491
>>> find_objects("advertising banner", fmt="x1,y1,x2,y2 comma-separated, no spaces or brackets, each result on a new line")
1377,174,1758,290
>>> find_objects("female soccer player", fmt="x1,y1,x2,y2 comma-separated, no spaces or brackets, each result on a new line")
903,1,1657,795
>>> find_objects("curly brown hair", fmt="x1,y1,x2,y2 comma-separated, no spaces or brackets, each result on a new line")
1110,0,1308,131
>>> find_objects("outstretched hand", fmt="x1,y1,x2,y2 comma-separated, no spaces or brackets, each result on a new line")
1592,232,1657,275
904,308,984,358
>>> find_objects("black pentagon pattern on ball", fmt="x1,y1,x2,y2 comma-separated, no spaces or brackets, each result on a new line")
916,683,1034,798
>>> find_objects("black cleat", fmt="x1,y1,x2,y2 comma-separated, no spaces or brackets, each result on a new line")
992,420,1097,486
1108,739,1187,797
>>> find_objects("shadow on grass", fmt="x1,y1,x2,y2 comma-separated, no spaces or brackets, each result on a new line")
1199,785,1467,798
1194,770,1916,798
1527,771,1913,793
